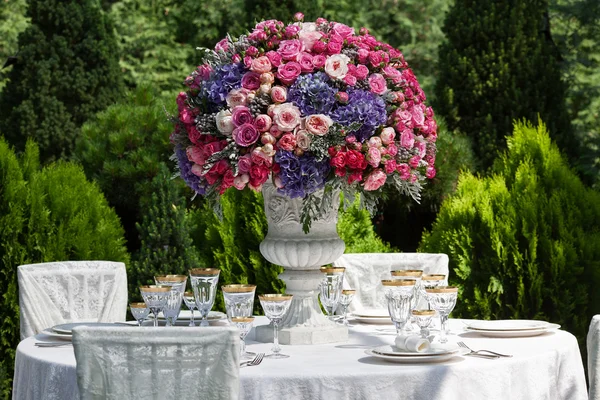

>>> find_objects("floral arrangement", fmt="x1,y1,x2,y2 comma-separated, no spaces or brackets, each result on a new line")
170,14,438,231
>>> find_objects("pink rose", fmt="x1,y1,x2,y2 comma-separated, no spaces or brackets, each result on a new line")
384,159,397,174
285,25,300,38
367,147,381,167
265,51,282,67
246,46,258,57
336,92,349,103
197,64,212,81
380,127,396,145
233,123,260,147
382,66,402,83
305,114,333,136
330,152,346,168
343,74,357,86
364,169,387,191
426,166,436,179
397,163,410,180
187,125,202,145
270,86,287,103
294,12,304,21
412,107,425,126
254,114,272,132
296,130,311,150
231,106,253,127
261,133,276,145
327,41,342,54
312,40,326,53
269,125,283,138
297,52,314,73
233,174,249,190
331,23,355,38
312,55,326,69
348,170,363,184
215,110,234,134
272,103,301,132
278,39,304,60
409,155,421,168
177,92,187,110
324,54,351,80
387,143,398,157
367,136,383,148
278,133,297,151
276,62,302,85
357,48,369,63
226,88,249,108
191,164,203,177
250,56,273,74
186,146,203,164
241,71,261,90
354,64,369,80
400,130,415,149
260,72,275,84
251,148,272,167
179,108,194,124
237,155,252,174
368,73,387,95
298,30,323,51
215,38,229,52
415,140,427,158
249,165,270,188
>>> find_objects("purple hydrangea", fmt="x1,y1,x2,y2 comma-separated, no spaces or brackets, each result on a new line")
175,146,208,195
275,150,330,198
202,63,245,108
331,89,387,142
288,72,338,115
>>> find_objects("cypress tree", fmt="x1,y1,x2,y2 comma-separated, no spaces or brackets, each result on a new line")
435,0,575,169
0,0,124,163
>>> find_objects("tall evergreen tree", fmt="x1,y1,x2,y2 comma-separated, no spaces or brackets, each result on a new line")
435,0,575,169
0,0,124,163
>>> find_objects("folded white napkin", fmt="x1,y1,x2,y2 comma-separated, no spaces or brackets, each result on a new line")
394,334,430,353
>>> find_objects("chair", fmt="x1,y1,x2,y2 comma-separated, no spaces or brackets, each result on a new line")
72,326,240,400
333,253,449,311
18,261,128,339
589,315,600,400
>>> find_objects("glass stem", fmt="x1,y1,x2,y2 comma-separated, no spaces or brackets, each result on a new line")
240,338,246,356
189,309,195,327
342,305,348,325
440,314,448,343
152,310,158,327
272,321,280,354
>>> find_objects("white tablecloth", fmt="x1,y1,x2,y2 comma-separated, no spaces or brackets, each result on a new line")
13,318,588,400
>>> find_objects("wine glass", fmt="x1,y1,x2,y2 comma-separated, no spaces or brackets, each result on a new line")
319,266,345,320
231,316,255,360
382,279,416,336
189,268,220,327
412,309,435,339
182,291,197,327
154,275,187,327
426,286,458,343
258,294,293,359
222,284,256,319
391,269,423,308
140,285,171,327
129,302,150,327
337,289,355,326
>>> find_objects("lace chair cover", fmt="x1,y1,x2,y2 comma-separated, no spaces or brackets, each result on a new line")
72,326,240,400
18,261,128,339
589,315,600,400
333,253,449,311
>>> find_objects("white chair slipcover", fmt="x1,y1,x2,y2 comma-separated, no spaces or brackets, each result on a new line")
18,261,128,339
589,315,600,400
333,253,449,311
72,326,240,400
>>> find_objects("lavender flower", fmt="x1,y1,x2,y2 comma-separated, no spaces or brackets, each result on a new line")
331,89,387,142
275,150,330,198
202,63,245,108
175,146,208,195
288,72,338,115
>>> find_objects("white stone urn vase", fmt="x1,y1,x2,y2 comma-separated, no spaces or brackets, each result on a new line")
255,181,348,345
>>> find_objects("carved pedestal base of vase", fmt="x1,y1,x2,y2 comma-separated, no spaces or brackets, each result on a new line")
254,270,348,345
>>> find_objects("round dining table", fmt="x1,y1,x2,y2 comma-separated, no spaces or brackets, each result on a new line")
13,318,588,400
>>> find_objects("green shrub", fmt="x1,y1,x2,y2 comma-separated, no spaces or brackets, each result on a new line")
435,0,575,170
419,120,600,345
0,0,29,93
0,0,124,163
0,138,129,398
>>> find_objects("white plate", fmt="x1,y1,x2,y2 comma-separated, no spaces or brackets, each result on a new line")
465,323,560,338
364,347,467,363
466,320,551,331
52,322,119,335
156,310,227,320
41,329,73,341
352,315,393,325
352,309,389,318
372,344,458,357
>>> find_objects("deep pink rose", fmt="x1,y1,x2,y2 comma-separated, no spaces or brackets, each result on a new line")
238,154,252,174
343,74,357,86
233,123,260,147
297,52,314,73
409,155,421,168
327,41,342,54
312,40,326,53
400,130,415,149
177,92,187,110
385,159,397,174
357,48,369,63
336,91,349,103
364,169,387,191
186,146,203,164
278,39,304,61
285,25,300,38
397,163,410,180
254,114,272,132
294,12,304,21
276,62,302,84
367,147,381,167
347,170,363,184
233,174,249,190
346,150,367,170
277,133,297,151
368,73,388,95
197,64,212,81
331,23,355,38
298,30,323,51
412,107,425,126
246,46,258,57
249,165,270,188
382,66,402,83
215,39,229,52
241,71,261,90
354,64,369,80
312,55,326,69
368,51,382,66
179,108,194,124
231,106,253,127
426,166,436,179
265,51,282,67
387,143,398,157
330,152,346,168
250,56,273,74
219,169,235,194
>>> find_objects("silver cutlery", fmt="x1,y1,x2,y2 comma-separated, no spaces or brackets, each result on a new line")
457,341,512,358
240,352,264,367
35,342,72,347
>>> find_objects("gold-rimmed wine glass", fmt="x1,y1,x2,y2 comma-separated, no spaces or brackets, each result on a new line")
189,268,220,327
338,289,356,326
412,309,435,339
426,286,458,343
259,294,293,359
319,266,345,320
182,291,197,327
140,285,171,327
222,284,256,319
129,302,150,327
382,279,416,336
154,275,187,327
231,316,255,360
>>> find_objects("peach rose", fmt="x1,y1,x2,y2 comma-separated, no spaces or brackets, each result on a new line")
305,114,333,136
363,169,387,191
272,103,301,132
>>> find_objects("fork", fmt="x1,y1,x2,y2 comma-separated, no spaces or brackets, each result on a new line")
240,352,264,367
457,341,512,358
35,342,72,348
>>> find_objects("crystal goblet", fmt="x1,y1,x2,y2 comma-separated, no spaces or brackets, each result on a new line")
182,291,197,327
222,284,256,319
258,294,293,359
154,275,187,327
426,286,458,343
412,309,435,339
189,268,220,327
140,285,171,327
319,266,345,320
129,302,150,327
231,316,255,360
382,279,416,335
391,269,423,309
338,289,355,326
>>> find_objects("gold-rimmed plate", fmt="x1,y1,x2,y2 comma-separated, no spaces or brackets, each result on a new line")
364,347,468,363
52,322,120,335
464,323,560,338
466,320,552,331
156,310,226,321
372,344,459,357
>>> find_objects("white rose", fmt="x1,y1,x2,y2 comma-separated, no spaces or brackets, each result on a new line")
324,54,351,80
296,129,311,150
272,103,302,132
215,110,234,135
299,22,317,32
225,88,248,108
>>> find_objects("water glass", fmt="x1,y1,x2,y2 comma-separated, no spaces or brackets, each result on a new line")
231,316,255,360
140,285,171,327
426,286,458,343
182,291,197,327
129,302,149,326
412,309,435,339
319,266,345,320
154,275,187,327
222,284,256,320
382,279,416,335
337,289,355,326
391,269,423,309
258,294,293,359
189,268,220,327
